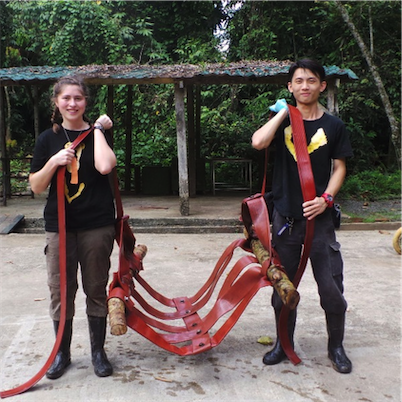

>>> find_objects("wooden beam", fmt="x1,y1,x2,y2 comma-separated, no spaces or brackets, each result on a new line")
107,85,114,121
0,86,9,205
33,86,40,141
186,84,196,197
174,82,190,216
195,85,204,193
124,85,133,191
326,79,340,116
195,85,201,161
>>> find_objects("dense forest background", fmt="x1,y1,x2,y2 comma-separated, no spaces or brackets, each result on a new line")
0,0,400,199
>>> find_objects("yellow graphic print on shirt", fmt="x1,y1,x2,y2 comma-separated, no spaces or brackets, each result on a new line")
64,142,86,203
284,125,328,161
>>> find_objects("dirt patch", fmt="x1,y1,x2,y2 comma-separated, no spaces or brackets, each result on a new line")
338,198,401,221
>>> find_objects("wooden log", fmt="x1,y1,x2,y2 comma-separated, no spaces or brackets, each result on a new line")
250,239,300,310
134,244,148,260
108,297,127,335
108,244,148,335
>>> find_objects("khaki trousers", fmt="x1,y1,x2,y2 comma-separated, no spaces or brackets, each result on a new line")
45,225,115,320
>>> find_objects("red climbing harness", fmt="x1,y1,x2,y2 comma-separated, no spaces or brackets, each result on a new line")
108,189,273,356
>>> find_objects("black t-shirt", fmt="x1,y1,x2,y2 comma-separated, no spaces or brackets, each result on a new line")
30,127,115,232
271,112,353,219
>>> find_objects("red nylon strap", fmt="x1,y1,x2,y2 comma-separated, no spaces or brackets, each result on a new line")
278,105,316,365
0,128,92,398
109,187,274,355
123,242,271,355
109,211,272,354
241,194,271,253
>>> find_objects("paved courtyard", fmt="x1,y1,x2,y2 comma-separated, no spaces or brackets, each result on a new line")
0,228,401,402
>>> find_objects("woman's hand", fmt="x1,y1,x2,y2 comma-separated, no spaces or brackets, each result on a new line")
29,147,77,194
52,147,76,167
95,114,113,130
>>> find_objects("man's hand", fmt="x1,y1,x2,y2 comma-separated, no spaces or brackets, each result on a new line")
302,196,327,220
269,98,288,113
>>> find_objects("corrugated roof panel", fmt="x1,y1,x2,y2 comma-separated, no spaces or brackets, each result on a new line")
325,65,358,80
0,61,358,86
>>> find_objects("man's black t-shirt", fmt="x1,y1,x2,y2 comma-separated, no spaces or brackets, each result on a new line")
271,112,353,219
31,127,115,232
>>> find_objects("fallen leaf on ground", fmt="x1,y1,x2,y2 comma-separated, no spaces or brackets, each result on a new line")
257,336,274,345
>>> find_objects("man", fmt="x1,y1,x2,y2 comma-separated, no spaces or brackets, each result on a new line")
252,59,353,373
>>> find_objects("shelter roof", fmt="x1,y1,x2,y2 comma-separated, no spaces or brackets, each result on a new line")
0,61,357,87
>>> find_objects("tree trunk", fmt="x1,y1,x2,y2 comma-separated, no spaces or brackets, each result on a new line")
334,1,400,165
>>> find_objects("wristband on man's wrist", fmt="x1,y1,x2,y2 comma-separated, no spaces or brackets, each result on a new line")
321,192,334,208
94,122,105,134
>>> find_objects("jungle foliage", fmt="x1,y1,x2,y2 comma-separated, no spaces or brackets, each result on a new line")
0,0,401,198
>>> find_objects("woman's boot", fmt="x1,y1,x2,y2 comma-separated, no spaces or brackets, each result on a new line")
87,315,113,377
326,312,352,373
46,319,73,379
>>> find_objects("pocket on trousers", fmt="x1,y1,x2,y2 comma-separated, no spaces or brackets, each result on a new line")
329,241,343,276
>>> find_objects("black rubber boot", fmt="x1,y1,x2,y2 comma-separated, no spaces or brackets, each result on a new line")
87,315,113,377
326,313,352,374
46,319,73,379
263,309,296,365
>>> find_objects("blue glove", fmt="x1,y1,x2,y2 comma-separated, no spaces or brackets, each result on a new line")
269,98,288,113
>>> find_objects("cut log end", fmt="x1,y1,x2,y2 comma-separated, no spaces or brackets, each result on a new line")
108,297,127,335
250,239,300,310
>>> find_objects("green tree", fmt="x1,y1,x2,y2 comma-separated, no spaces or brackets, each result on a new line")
6,0,136,65
76,0,225,65
332,1,400,165
224,1,401,173
0,2,14,68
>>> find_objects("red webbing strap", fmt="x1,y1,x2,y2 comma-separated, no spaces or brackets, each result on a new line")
130,251,256,323
110,218,271,347
133,238,248,311
123,243,271,355
241,194,272,253
109,183,273,354
278,105,316,365
131,244,250,319
126,275,269,356
0,128,92,399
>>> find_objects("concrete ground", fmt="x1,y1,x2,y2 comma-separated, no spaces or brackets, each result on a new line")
0,225,401,402
0,230,402,402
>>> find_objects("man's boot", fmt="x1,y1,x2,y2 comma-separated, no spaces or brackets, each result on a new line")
326,313,352,373
46,319,73,379
263,309,296,365
87,315,113,377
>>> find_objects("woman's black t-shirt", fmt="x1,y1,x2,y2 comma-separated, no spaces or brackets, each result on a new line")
31,127,115,232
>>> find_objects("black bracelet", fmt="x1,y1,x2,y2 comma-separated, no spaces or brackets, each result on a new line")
94,122,105,134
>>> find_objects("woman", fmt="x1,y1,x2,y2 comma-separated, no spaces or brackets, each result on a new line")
30,76,117,379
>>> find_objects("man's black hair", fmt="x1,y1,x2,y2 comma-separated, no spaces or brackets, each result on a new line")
288,59,326,82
